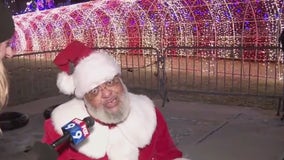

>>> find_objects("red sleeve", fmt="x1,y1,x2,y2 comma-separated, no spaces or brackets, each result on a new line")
41,119,73,158
139,108,183,159
153,108,183,159
42,119,60,144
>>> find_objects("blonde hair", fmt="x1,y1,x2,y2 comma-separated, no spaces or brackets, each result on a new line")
0,61,8,109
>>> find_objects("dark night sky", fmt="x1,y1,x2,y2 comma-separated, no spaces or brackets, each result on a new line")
2,0,89,15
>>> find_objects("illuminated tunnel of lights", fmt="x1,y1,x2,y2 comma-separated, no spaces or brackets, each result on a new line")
11,0,284,61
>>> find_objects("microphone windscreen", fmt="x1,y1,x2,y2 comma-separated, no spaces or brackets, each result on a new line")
83,116,94,128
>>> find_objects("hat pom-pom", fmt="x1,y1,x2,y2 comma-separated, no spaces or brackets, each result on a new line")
56,72,75,95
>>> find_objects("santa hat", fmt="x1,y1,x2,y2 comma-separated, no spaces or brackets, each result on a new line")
53,41,121,98
0,3,15,43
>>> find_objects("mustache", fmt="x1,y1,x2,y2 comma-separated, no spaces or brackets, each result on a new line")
103,96,117,105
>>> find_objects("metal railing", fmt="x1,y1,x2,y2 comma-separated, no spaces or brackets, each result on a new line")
163,46,284,115
4,46,284,116
4,47,163,106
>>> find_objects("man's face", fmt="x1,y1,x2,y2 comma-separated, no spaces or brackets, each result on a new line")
84,75,130,124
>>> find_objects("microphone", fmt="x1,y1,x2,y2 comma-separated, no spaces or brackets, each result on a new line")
51,116,94,148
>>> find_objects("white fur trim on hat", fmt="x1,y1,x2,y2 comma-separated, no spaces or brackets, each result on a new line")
73,50,121,98
56,72,75,95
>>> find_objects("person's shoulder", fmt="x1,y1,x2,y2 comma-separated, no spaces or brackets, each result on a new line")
50,98,86,121
49,98,89,132
54,98,84,110
128,92,155,108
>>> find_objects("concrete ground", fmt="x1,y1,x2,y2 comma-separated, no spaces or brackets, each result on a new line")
0,95,283,160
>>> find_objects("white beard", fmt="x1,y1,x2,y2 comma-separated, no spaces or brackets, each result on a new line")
84,84,131,124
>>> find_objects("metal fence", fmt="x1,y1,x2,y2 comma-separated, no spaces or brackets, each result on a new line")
164,46,283,96
4,47,164,106
4,46,284,116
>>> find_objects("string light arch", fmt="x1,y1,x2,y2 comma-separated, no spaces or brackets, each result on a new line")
11,0,284,60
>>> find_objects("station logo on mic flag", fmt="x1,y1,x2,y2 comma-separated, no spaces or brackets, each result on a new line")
61,118,91,145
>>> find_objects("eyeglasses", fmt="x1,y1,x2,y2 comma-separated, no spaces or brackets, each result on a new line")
87,75,121,97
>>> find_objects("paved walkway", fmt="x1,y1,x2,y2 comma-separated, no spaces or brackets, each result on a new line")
0,95,283,160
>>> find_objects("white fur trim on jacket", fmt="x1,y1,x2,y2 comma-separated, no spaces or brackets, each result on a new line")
50,92,156,160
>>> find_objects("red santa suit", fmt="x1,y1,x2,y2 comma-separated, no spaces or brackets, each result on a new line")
42,93,186,160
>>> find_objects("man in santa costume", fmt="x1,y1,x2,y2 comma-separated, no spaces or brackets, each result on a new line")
42,41,190,160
